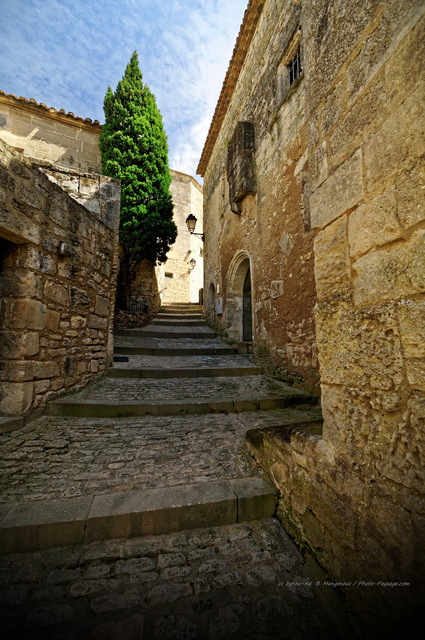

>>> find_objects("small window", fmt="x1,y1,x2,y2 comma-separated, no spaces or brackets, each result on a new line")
165,272,173,278
199,248,203,257
277,27,303,105
288,47,302,86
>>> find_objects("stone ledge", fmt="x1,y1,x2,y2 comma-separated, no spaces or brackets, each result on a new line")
0,476,276,554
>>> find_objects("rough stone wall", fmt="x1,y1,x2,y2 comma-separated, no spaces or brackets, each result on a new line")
0,139,120,416
130,170,204,309
0,92,101,173
128,260,161,317
202,0,318,392
246,0,424,632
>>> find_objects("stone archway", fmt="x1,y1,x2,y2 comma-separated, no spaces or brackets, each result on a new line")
226,251,253,342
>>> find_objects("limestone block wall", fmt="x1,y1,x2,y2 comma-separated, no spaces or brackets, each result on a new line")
0,91,101,173
247,0,424,632
202,0,318,392
0,139,120,416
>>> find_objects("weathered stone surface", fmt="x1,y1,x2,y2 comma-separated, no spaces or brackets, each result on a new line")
396,157,425,231
11,299,46,330
397,300,425,359
0,381,33,415
363,81,425,191
314,216,351,301
352,229,425,306
315,302,404,389
0,139,120,416
348,187,400,258
310,150,363,230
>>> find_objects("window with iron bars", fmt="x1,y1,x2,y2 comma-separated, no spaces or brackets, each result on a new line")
288,47,302,86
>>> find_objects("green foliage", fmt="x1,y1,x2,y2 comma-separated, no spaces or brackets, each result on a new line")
99,51,177,265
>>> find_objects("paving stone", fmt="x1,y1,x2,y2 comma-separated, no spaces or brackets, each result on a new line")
0,307,352,638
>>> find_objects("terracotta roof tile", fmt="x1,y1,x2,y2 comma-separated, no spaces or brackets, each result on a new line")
0,90,101,127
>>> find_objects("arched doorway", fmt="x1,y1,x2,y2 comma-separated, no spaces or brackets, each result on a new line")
242,267,253,341
226,251,253,342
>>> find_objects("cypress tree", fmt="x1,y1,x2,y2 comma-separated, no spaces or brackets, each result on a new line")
99,51,177,276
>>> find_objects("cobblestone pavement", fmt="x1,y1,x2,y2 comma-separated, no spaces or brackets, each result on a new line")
0,518,348,640
0,407,321,503
112,354,256,369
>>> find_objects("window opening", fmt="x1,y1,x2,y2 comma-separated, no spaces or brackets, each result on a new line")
288,47,302,86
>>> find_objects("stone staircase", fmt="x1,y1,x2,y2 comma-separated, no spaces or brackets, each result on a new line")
1,303,321,554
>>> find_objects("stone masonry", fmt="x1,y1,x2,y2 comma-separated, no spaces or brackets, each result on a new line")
0,91,101,173
0,139,120,416
199,0,425,632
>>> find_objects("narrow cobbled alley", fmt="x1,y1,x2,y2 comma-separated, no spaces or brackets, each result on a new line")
0,305,353,639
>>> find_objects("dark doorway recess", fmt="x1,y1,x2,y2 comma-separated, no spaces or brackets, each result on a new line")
242,267,252,341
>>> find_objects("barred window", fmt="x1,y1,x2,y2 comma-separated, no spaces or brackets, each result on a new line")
277,27,303,105
288,47,302,86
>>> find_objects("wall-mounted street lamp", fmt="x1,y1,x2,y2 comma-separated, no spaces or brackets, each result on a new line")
189,258,196,271
58,241,68,257
185,214,204,241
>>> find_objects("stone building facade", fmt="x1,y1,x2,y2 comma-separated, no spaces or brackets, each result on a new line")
156,170,203,305
199,0,425,630
0,90,101,173
198,0,318,391
117,170,204,314
0,97,120,418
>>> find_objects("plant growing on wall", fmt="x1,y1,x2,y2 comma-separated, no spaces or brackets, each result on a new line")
99,51,177,305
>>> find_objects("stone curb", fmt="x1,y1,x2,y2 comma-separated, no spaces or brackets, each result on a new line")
0,476,276,554
106,365,262,379
48,393,311,418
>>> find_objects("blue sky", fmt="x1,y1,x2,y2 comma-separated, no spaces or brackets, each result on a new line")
0,0,248,177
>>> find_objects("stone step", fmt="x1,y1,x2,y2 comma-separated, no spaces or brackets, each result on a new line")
0,476,276,554
114,345,237,356
115,328,216,339
48,394,310,418
151,318,206,326
48,374,311,418
158,308,203,315
160,305,203,313
0,415,24,434
107,365,262,379
156,312,204,320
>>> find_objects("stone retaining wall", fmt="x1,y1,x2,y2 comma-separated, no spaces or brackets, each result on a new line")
0,139,120,415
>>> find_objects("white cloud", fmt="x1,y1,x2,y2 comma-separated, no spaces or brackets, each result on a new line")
0,0,248,176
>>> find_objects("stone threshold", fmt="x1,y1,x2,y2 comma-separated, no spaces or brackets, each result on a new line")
48,394,312,418
0,476,276,554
